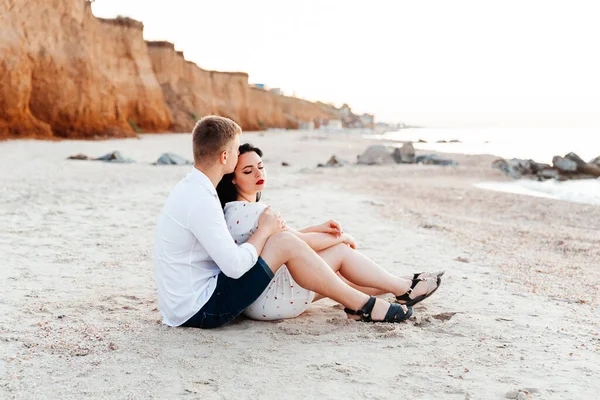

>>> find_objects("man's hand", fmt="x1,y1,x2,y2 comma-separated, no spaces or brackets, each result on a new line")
314,219,342,237
257,207,285,235
341,233,356,249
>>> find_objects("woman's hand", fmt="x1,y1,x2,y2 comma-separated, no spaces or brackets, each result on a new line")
258,207,286,235
314,219,342,237
341,233,356,249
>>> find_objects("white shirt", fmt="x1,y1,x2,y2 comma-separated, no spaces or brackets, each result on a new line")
153,168,259,326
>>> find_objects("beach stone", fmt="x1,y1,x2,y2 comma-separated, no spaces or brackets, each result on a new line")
492,159,519,178
67,154,91,160
589,155,600,166
153,153,192,165
317,155,346,168
357,145,394,165
95,151,135,163
392,142,415,163
564,152,600,177
505,390,519,399
552,156,577,172
538,167,559,180
416,154,458,166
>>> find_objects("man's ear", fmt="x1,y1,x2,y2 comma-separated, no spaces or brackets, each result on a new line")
219,150,227,165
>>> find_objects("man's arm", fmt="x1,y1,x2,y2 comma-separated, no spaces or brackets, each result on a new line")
187,198,260,279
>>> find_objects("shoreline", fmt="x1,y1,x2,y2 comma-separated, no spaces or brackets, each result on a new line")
1,131,598,399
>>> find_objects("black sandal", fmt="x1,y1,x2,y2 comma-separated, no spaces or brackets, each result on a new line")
344,296,413,323
396,276,442,307
412,271,445,280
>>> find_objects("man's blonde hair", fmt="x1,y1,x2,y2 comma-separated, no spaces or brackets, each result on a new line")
192,116,242,165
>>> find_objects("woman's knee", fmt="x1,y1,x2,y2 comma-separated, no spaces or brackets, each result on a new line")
264,231,306,259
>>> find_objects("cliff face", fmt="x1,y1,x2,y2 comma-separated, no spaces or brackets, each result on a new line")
148,41,341,132
147,41,253,132
1,0,367,140
0,0,170,139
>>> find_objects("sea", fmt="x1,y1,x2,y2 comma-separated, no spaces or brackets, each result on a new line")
367,128,600,206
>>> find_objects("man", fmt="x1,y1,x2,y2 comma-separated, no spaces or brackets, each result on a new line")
154,116,414,329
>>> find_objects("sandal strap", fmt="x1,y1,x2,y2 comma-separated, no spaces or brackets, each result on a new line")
396,278,423,302
385,303,413,322
343,307,360,316
344,296,377,322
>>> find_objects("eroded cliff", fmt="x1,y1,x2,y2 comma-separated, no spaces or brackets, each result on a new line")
1,0,366,140
0,0,170,139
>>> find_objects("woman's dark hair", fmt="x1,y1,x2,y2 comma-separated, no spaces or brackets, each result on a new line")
216,143,263,209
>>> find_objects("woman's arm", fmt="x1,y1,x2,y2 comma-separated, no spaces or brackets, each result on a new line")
286,226,352,252
299,219,342,235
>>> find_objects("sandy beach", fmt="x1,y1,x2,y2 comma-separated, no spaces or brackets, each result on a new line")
1,131,598,399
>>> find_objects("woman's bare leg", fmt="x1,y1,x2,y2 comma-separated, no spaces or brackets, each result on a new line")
259,232,407,321
316,244,436,300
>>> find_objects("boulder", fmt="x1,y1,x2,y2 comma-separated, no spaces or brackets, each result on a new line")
153,153,192,165
538,167,559,180
95,151,135,163
552,156,578,172
416,154,458,166
589,156,600,166
492,158,532,179
67,154,91,160
564,152,600,177
356,145,394,165
317,155,346,168
392,142,415,163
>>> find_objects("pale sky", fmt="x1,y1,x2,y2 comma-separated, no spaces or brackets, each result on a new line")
92,0,600,127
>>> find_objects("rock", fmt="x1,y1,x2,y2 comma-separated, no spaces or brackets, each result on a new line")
505,390,519,399
94,151,135,163
449,139,461,143
436,140,447,143
281,161,290,167
538,167,559,180
492,159,519,179
392,142,415,163
67,154,91,160
356,145,394,165
552,156,577,172
493,157,564,180
417,139,427,143
317,155,346,168
416,154,458,166
564,152,600,177
153,153,192,165
589,156,600,166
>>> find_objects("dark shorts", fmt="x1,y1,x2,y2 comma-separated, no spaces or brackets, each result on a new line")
182,257,274,329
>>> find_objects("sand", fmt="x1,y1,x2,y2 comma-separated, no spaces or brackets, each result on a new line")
1,131,598,399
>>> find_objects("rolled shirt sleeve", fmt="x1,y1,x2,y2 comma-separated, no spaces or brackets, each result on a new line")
186,195,258,279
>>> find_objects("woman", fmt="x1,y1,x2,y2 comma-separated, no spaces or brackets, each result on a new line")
217,143,441,322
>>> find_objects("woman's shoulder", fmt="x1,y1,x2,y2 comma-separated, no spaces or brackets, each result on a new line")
224,201,267,216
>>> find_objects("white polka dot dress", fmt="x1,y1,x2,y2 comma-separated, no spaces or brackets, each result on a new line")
224,201,315,320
